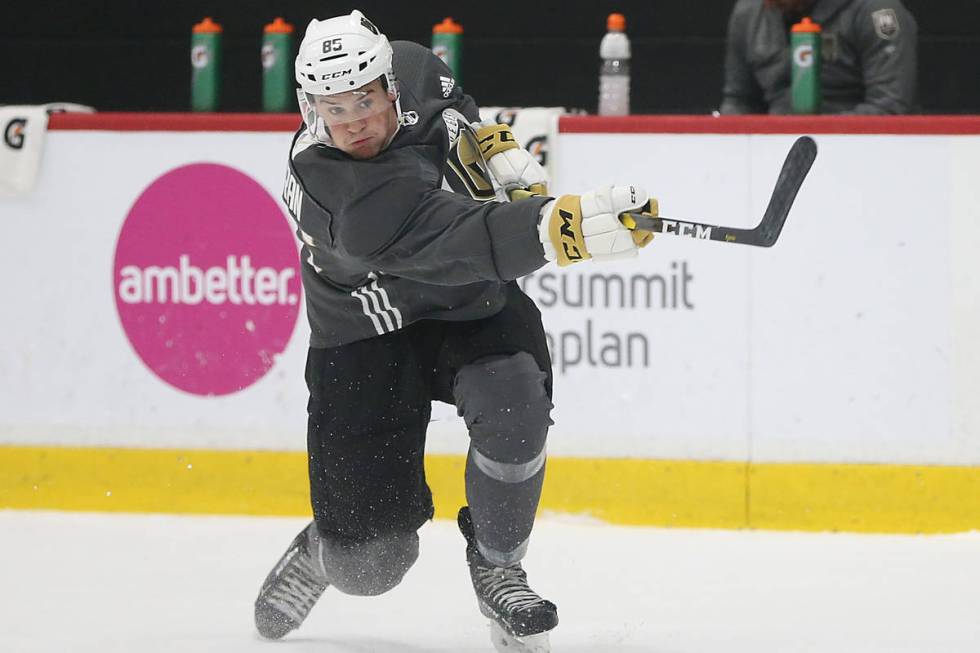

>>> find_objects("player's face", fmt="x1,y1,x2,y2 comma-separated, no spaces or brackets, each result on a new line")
314,79,399,159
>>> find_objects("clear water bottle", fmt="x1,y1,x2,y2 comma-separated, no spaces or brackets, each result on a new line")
598,13,631,116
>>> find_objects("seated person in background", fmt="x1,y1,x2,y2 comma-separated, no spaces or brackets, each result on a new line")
720,0,917,114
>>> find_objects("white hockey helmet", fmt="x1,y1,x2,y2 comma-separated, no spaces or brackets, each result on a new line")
294,10,415,145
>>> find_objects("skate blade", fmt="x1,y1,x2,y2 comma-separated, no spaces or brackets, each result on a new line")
488,620,550,653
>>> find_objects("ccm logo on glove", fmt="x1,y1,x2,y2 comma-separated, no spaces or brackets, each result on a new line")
539,186,657,267
550,195,589,265
559,207,585,263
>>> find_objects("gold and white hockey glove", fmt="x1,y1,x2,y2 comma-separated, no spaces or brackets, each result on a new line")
538,186,657,267
473,120,549,200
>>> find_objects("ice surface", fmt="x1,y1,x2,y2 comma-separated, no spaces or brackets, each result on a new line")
1,511,978,652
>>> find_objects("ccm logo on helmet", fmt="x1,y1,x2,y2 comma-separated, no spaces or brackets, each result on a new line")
322,69,353,80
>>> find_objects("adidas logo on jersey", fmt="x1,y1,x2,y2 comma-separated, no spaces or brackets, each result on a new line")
440,76,455,98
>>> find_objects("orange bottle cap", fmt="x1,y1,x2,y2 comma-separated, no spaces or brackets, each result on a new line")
433,17,464,34
264,17,294,34
193,17,223,34
792,17,822,33
607,13,627,31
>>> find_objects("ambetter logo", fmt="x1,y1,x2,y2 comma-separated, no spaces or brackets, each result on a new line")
114,163,301,396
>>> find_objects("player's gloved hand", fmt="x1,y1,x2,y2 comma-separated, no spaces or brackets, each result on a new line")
538,185,657,266
473,120,549,200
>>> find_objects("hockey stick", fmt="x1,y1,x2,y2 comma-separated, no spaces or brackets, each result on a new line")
622,135,817,247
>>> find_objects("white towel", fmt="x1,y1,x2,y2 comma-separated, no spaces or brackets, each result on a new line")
0,105,50,198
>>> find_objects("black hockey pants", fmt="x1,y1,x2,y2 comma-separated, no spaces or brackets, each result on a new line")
305,282,553,555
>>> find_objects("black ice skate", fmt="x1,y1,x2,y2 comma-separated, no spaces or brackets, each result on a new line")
458,507,558,653
254,521,329,639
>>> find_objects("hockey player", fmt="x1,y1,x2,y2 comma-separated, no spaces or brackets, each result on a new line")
254,10,658,652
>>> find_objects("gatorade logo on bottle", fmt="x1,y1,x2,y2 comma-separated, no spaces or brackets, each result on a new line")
113,163,301,396
191,45,210,69
793,44,815,67
261,44,277,69
3,118,26,149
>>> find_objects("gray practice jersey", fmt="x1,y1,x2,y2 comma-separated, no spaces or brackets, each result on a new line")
721,0,917,115
282,41,552,348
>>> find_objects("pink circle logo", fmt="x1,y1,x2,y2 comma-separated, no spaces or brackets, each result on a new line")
114,163,302,396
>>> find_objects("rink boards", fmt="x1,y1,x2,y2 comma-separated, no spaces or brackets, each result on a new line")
2,114,979,533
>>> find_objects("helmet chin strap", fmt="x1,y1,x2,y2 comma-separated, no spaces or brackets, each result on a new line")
382,82,418,149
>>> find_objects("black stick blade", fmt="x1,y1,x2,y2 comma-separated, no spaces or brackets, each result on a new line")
752,135,818,247
623,135,818,248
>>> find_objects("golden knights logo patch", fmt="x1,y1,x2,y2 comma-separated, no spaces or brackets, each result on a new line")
871,8,900,40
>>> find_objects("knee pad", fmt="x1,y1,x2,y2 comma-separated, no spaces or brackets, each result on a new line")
313,529,419,596
453,352,554,480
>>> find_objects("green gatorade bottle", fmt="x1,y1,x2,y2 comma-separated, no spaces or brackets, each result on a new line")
262,17,295,112
191,17,223,112
432,17,464,85
791,17,822,114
